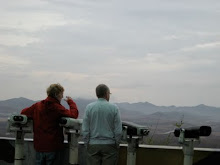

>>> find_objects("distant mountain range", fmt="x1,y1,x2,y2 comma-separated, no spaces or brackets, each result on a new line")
0,97,220,148
1,97,219,126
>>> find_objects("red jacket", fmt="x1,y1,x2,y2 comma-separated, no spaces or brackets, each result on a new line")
21,96,78,152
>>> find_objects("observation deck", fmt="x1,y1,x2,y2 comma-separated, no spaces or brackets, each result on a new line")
0,137,220,165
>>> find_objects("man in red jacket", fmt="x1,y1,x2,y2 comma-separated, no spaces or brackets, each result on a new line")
21,83,79,165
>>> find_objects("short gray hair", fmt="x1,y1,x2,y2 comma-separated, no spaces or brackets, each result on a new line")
96,84,109,98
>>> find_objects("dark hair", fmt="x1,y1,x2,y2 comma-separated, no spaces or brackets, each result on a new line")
47,83,64,98
96,84,109,98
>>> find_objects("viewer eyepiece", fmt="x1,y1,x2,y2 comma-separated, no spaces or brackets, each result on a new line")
13,115,24,121
59,118,68,125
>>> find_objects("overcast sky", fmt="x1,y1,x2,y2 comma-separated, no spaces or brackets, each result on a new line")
0,0,220,107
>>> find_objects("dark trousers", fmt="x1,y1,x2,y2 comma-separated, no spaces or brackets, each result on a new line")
35,150,63,165
86,144,119,165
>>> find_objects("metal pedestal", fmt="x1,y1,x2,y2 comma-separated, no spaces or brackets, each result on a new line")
127,137,139,165
67,130,80,165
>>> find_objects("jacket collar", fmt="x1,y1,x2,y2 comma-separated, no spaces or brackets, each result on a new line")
45,96,60,103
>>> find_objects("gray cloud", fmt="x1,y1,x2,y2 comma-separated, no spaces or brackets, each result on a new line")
0,0,220,107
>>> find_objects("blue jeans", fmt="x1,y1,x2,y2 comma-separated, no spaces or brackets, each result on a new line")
35,152,56,165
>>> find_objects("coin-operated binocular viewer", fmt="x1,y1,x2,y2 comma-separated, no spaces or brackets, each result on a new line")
7,114,33,165
174,126,212,165
59,117,83,165
122,121,149,165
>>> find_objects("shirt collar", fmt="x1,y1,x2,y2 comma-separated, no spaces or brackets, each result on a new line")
98,98,107,101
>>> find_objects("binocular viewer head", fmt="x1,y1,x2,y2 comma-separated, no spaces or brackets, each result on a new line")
122,121,149,136
8,114,28,125
59,117,82,130
174,126,212,138
7,114,33,133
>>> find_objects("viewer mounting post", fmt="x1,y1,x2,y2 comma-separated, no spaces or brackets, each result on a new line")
174,126,212,165
59,117,83,165
122,121,149,165
7,114,33,165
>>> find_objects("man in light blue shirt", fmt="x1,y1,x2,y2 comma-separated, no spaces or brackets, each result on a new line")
82,84,122,165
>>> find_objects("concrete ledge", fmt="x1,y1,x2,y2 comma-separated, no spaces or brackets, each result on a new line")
0,137,220,165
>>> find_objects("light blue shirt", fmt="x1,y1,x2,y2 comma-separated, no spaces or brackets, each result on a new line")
82,98,122,145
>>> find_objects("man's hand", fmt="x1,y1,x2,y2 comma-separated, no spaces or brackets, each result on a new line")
64,96,73,102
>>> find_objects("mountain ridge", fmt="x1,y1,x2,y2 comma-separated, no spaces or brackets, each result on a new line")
0,97,220,148
0,97,219,122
